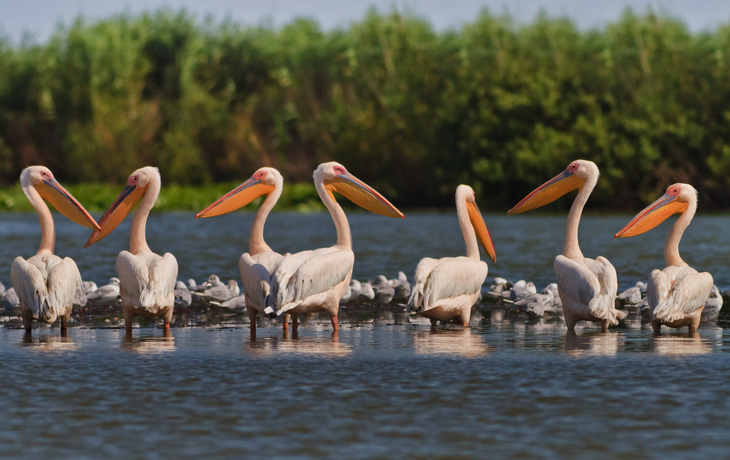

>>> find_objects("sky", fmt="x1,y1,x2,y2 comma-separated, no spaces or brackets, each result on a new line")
2,0,730,42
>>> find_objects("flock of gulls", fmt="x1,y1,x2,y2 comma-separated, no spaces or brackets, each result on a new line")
4,160,724,340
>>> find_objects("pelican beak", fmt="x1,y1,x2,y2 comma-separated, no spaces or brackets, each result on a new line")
324,172,404,219
614,193,688,239
195,178,274,218
84,183,148,248
36,179,101,231
507,170,586,215
467,200,496,262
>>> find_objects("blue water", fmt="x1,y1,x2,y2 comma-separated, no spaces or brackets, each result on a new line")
1,211,729,459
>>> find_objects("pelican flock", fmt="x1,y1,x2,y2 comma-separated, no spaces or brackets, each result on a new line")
615,183,713,334
4,161,721,337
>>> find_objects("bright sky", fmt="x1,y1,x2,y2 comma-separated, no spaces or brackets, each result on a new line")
2,0,730,42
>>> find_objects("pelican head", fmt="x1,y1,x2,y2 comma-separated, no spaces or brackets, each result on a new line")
614,183,695,239
20,166,100,230
315,162,404,218
456,185,496,262
84,166,160,248
195,167,282,219
508,160,597,215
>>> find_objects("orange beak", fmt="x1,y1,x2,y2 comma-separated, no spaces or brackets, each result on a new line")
195,177,275,219
84,183,148,248
467,200,496,262
324,172,404,219
36,179,100,231
614,193,689,239
508,170,586,215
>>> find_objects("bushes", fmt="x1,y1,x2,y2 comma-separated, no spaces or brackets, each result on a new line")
0,9,729,210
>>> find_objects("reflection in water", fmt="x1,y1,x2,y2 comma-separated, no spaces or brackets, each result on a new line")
649,333,712,356
19,333,78,351
413,328,488,357
562,331,621,356
245,331,351,357
120,336,176,354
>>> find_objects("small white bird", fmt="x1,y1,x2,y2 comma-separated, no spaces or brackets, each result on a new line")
198,279,240,302
174,280,192,307
86,277,122,304
3,287,19,315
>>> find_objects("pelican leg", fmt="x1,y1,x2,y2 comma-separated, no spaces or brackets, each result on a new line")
282,313,291,333
564,311,576,331
331,314,339,331
601,319,609,333
651,319,662,335
248,310,257,336
429,318,438,327
689,314,702,335
22,312,32,335
292,315,299,333
123,305,134,337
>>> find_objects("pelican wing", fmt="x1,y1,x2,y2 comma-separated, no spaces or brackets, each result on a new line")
653,268,713,322
46,257,82,320
647,268,672,309
116,251,178,309
240,252,282,313
555,255,622,324
408,257,440,309
11,256,47,319
412,258,487,312
273,248,354,313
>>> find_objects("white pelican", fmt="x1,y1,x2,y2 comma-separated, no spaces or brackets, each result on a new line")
84,167,178,336
270,162,403,331
508,160,625,331
615,183,712,334
407,185,496,326
11,166,101,335
195,167,286,335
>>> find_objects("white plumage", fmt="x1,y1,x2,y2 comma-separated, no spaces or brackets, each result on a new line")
12,166,100,335
408,185,496,327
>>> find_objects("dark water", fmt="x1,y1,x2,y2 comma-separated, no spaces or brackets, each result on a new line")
0,211,727,290
2,211,730,459
2,325,730,459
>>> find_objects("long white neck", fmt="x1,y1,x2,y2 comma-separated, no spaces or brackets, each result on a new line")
129,178,160,255
249,181,282,255
563,173,597,259
456,197,480,260
315,179,351,249
26,186,55,255
664,197,695,268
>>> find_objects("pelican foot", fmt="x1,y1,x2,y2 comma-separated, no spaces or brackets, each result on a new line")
331,315,339,331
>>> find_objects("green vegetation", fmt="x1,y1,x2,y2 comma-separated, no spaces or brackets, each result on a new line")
1,8,729,210
0,182,323,212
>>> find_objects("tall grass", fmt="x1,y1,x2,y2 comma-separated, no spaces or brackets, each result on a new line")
1,9,729,210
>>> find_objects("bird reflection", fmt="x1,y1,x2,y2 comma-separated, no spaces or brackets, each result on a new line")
244,331,350,357
19,332,78,351
413,328,489,357
562,331,621,356
649,332,711,356
120,335,176,354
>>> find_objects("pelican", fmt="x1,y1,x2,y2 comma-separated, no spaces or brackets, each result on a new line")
508,160,625,331
84,167,178,335
408,185,496,326
11,166,101,335
615,183,712,334
195,167,286,335
270,162,403,331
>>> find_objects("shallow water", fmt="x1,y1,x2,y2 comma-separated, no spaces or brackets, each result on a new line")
2,211,730,458
2,325,730,459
